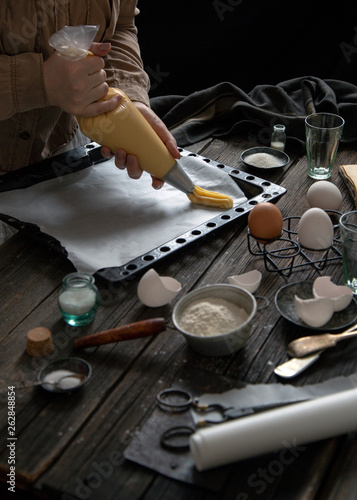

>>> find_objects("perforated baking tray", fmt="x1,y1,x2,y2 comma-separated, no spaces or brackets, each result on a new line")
0,143,286,283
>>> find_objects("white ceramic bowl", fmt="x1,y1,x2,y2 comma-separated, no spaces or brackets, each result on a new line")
172,284,257,356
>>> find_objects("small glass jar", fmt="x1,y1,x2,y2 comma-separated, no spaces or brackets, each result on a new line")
58,272,100,326
270,124,286,151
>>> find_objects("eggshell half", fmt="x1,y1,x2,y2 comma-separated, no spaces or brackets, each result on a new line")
298,208,334,250
228,270,262,293
312,276,353,312
307,181,342,211
137,268,182,307
294,295,335,328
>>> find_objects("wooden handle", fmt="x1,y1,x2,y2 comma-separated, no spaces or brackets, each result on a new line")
74,318,166,348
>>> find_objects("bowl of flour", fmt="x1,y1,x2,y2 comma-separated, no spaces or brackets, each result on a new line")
172,284,257,356
240,146,290,170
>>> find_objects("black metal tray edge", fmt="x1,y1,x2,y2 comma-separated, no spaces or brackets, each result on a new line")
96,148,286,283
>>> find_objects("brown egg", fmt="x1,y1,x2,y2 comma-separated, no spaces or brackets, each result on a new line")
248,202,283,243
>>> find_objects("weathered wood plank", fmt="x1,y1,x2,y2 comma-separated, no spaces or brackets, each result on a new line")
316,433,357,500
1,137,357,500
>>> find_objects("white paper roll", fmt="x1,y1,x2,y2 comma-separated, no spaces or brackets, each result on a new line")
189,388,357,470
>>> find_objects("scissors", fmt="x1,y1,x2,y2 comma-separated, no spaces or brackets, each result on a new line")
157,388,309,451
156,388,306,425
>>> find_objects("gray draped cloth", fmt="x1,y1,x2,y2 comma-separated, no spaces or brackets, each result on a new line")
150,76,357,153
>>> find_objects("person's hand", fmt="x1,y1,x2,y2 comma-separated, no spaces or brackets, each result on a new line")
44,43,122,117
101,102,180,190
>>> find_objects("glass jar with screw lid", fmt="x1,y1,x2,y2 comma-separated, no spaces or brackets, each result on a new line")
58,272,100,326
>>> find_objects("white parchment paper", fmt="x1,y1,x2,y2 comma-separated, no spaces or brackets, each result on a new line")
191,372,357,424
0,156,247,273
190,387,357,470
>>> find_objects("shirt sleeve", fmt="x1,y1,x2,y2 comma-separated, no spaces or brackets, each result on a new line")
103,3,151,107
0,53,48,120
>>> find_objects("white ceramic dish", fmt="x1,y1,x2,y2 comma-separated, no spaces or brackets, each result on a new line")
275,281,357,331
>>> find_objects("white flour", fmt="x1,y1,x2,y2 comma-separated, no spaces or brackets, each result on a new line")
178,297,249,337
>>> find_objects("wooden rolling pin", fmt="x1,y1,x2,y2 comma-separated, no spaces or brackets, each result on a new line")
74,318,166,348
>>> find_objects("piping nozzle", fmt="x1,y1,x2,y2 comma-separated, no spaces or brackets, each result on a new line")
162,160,195,194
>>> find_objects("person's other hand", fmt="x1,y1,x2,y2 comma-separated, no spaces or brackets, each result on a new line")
101,102,180,190
44,42,122,116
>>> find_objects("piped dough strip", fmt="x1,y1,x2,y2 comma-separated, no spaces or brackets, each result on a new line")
187,185,234,209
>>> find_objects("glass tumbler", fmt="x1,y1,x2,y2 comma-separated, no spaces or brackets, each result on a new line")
339,211,357,294
305,113,344,179
58,272,100,326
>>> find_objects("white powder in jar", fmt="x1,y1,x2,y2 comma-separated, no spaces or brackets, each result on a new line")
59,289,97,315
178,297,249,337
245,152,283,168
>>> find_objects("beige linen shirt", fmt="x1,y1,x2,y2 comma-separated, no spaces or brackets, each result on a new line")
0,0,150,171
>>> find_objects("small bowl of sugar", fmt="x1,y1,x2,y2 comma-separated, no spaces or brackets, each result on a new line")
38,357,92,393
172,284,257,356
240,146,290,170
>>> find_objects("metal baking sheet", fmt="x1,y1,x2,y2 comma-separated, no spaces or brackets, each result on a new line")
0,143,286,283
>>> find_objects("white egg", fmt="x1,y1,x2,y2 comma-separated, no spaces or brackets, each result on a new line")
307,181,342,211
228,270,262,293
298,208,334,250
137,268,182,307
312,276,353,312
294,295,335,327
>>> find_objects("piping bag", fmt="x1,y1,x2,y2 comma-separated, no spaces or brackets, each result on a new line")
49,26,233,209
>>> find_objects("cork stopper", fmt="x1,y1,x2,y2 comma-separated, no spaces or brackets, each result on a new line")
26,327,54,357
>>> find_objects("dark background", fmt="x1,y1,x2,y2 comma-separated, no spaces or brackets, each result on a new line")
136,0,357,98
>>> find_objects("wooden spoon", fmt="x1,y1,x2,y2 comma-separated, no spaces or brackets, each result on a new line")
287,325,357,358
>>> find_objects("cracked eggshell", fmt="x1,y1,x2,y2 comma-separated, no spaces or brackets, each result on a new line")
298,208,334,250
294,294,335,328
312,276,353,312
227,270,262,293
137,268,182,307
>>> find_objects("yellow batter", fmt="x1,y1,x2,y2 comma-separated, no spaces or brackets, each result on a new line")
188,186,233,208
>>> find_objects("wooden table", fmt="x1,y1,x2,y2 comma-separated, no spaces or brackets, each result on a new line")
1,134,357,500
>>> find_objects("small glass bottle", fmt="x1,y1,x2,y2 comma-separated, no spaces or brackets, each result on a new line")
58,272,100,326
270,124,286,151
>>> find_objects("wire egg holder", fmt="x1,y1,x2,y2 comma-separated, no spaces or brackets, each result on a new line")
247,210,342,277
